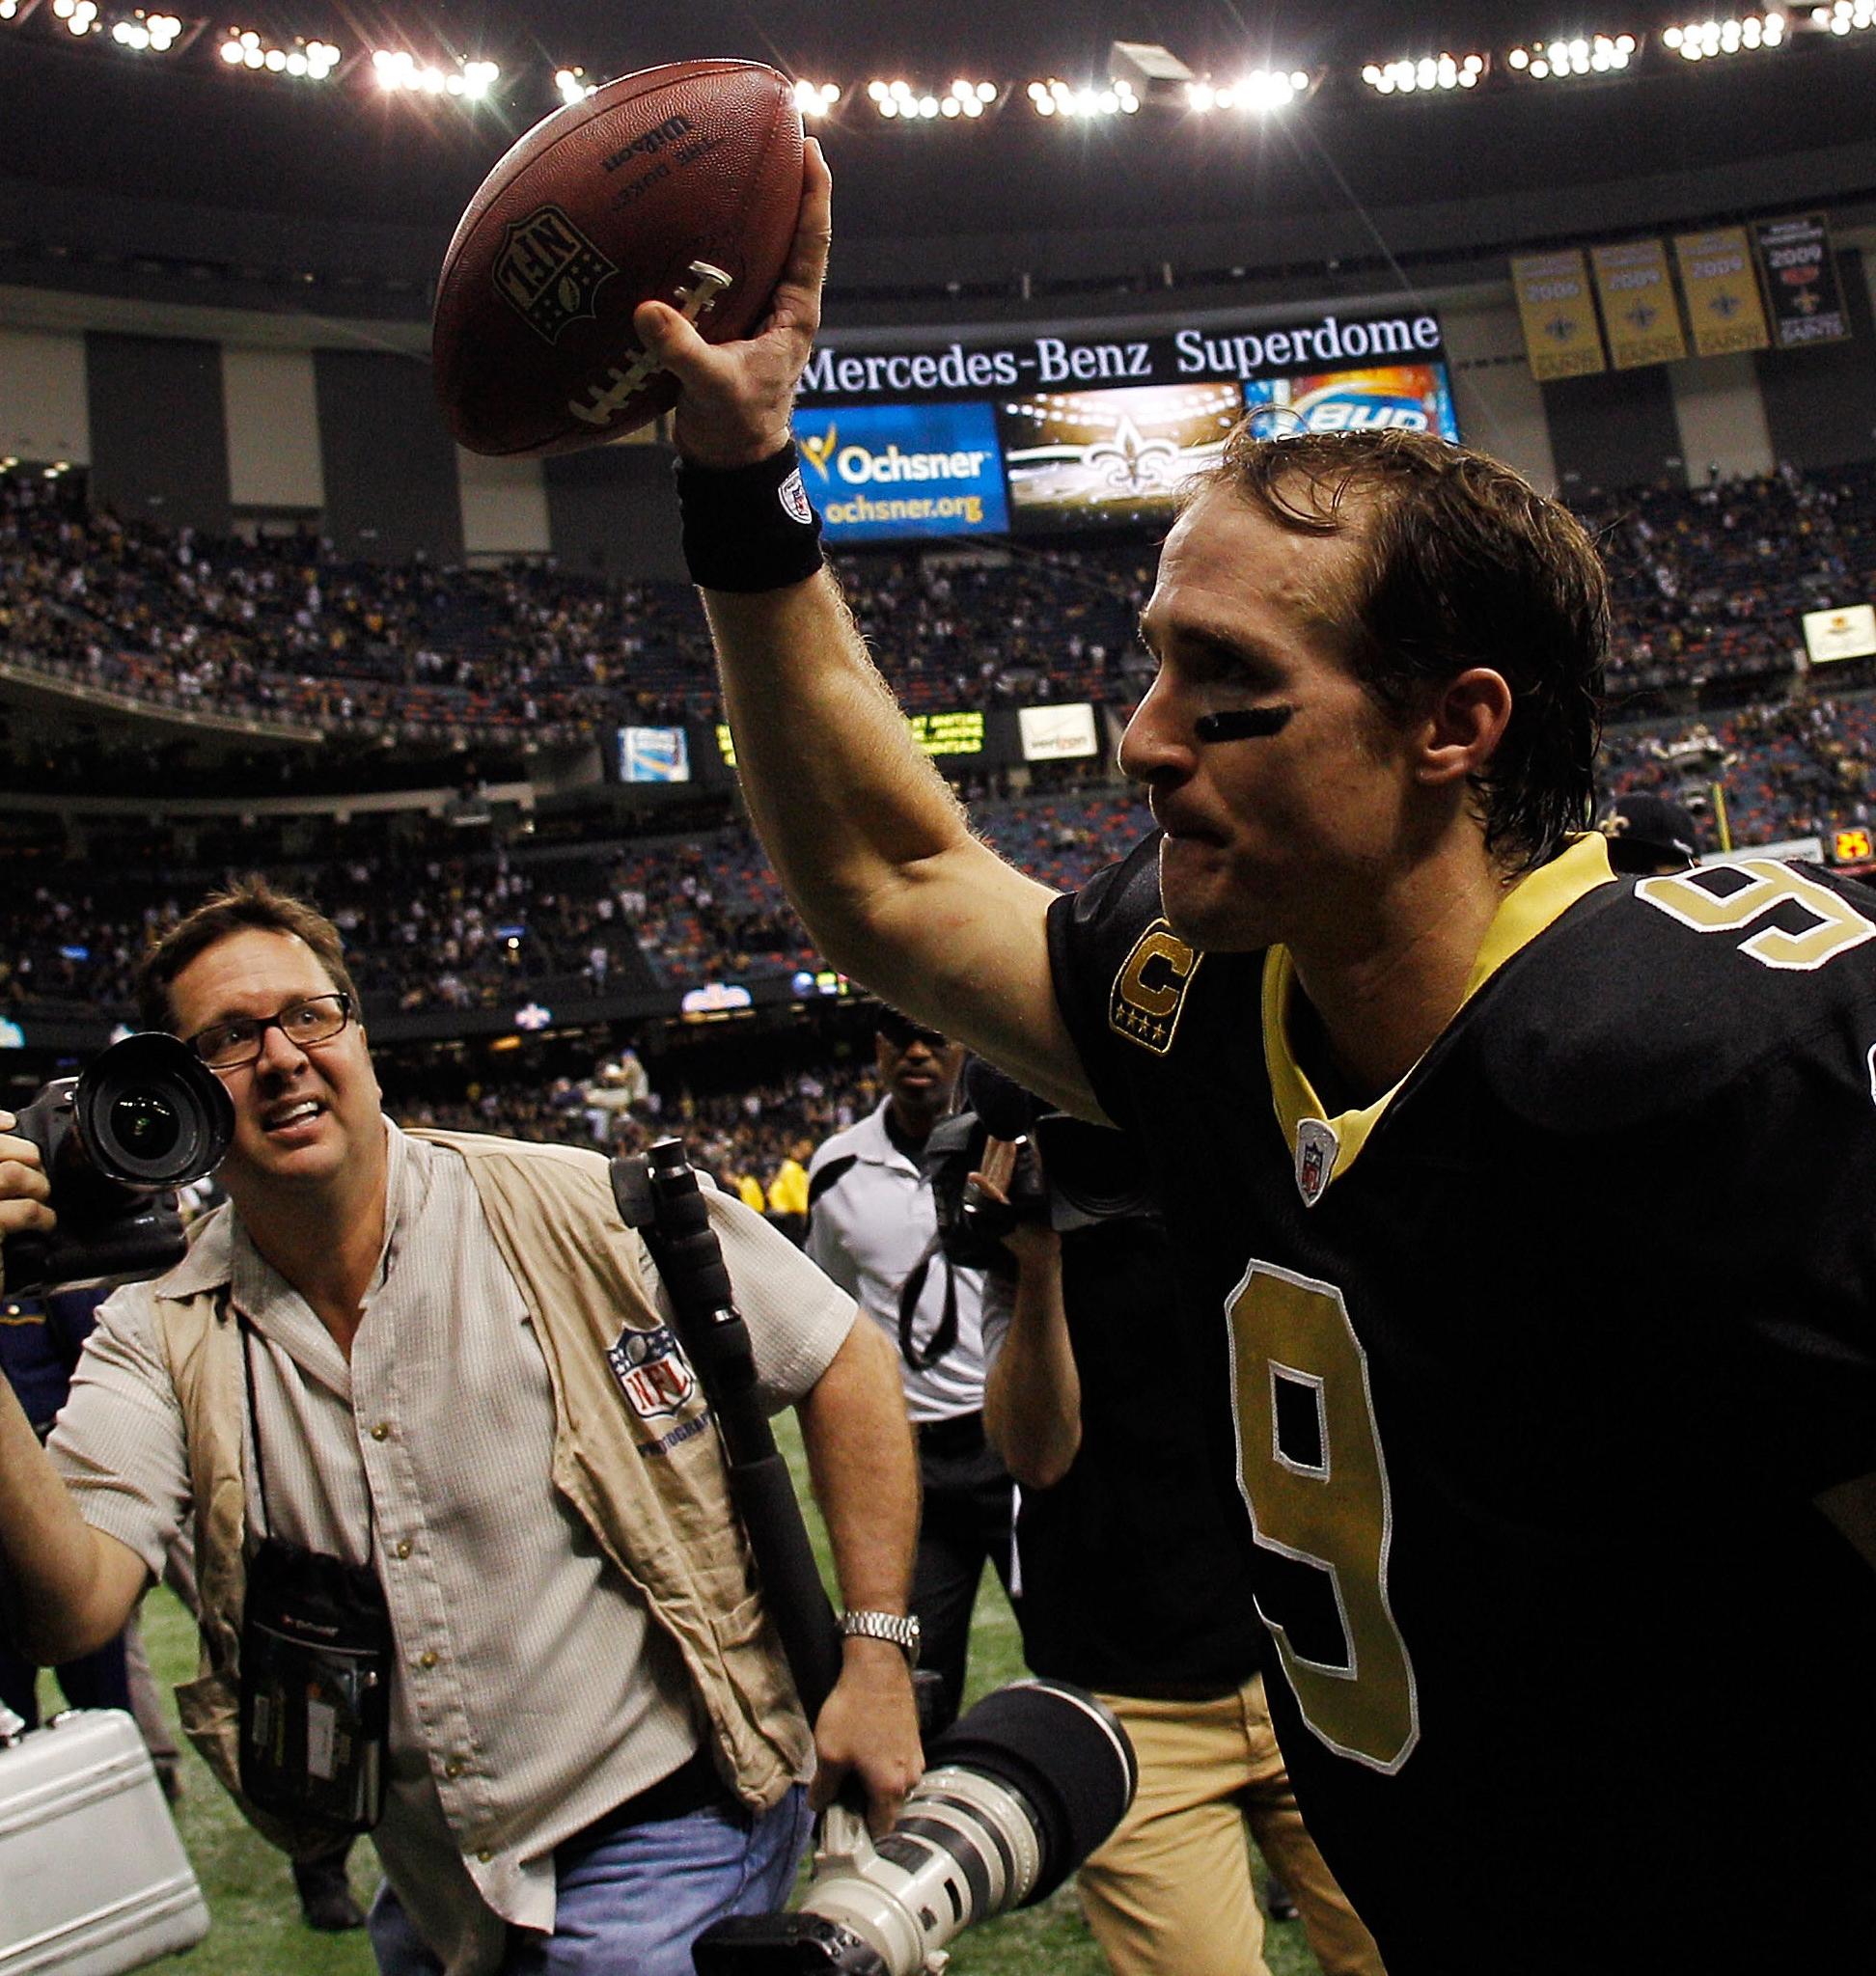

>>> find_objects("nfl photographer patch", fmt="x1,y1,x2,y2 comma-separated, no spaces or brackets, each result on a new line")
1109,919,1202,1056
605,1323,699,1422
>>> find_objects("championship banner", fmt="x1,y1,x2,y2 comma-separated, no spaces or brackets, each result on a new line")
1510,251,1606,381
1589,240,1687,369
1752,215,1851,349
1672,228,1771,358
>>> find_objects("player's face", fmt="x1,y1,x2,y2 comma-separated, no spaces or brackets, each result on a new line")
169,928,383,1208
1123,486,1423,956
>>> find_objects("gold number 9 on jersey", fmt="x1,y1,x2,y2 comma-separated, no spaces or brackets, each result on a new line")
1228,1261,1421,1773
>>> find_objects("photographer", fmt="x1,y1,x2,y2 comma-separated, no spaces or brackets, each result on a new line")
806,1011,1013,1734
0,877,922,1976
972,1126,1382,1976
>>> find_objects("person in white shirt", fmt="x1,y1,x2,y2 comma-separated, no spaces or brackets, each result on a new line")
806,1008,1015,1732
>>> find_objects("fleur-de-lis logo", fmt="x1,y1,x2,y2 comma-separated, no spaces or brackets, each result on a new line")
1085,417,1180,492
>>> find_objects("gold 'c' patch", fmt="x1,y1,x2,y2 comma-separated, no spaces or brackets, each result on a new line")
1109,921,1202,1055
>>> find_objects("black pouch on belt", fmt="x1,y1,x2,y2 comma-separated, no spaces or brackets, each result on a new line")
237,1533,393,1833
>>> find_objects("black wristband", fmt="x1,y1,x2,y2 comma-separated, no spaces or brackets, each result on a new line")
674,443,824,593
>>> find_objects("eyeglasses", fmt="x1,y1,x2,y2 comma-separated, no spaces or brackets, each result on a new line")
186,992,355,1071
878,1017,948,1051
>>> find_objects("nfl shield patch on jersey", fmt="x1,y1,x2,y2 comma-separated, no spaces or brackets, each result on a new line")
605,1323,699,1421
1294,1118,1339,1207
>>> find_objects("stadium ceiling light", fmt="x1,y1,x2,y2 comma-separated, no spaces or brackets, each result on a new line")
50,0,99,36
554,66,597,103
1189,67,1311,111
869,76,998,119
372,48,499,98
1025,75,1137,116
109,12,186,53
939,77,995,117
1811,0,1876,32
1662,11,1786,58
792,78,841,117
1505,31,1637,76
221,27,338,79
0,0,41,22
1360,52,1487,94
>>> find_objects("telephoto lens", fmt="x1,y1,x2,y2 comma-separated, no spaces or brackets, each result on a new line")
691,1680,1137,1975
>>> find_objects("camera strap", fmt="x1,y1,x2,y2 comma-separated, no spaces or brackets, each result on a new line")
230,1297,393,1834
896,1235,960,1371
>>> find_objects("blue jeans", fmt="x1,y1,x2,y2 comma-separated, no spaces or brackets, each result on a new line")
368,1786,810,1976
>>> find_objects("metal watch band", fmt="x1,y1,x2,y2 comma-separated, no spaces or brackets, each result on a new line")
838,1608,921,1666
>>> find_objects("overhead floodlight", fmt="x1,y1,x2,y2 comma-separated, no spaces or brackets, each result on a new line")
1190,68,1311,111
1662,12,1786,57
110,11,189,52
372,48,500,97
1506,32,1637,76
939,76,994,116
1027,75,1138,116
1810,0,1875,31
0,1,41,22
1361,51,1487,93
555,66,597,103
793,78,841,116
222,27,338,78
50,0,100,35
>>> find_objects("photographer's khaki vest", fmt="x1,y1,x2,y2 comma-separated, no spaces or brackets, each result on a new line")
154,1129,811,1854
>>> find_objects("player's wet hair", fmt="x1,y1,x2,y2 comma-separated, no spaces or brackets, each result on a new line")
1198,425,1607,874
137,875,361,1034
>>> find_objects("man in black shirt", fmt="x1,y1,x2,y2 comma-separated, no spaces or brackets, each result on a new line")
637,151,1876,1970
978,1147,1380,1976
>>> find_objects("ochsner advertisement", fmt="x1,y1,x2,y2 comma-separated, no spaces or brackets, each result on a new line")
791,402,1010,543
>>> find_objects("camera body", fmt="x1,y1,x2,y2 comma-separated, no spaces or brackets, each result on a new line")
924,1059,1156,1273
4,1032,234,1293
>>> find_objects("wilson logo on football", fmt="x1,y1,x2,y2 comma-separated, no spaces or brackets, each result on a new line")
1109,920,1202,1056
492,206,619,344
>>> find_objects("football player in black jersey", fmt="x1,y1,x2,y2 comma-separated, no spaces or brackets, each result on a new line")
639,147,1876,1972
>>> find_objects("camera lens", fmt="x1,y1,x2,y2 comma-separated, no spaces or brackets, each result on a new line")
110,1089,181,1165
76,1032,234,1187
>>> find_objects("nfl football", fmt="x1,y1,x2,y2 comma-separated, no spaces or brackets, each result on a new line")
433,60,805,456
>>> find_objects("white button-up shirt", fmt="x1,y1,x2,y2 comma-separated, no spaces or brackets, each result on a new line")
806,1102,989,1423
51,1123,852,1973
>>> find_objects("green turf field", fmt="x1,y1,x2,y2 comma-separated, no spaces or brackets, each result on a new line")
97,1409,1325,1976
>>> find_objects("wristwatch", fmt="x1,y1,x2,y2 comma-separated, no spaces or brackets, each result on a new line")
838,1608,922,1667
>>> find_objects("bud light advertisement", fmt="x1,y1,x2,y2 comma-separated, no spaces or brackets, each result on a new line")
1241,364,1460,442
790,401,1009,542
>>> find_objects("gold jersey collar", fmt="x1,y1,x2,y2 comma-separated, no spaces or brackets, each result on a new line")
1261,834,1618,1203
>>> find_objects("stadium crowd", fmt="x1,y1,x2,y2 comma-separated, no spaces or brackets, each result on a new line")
6,454,1876,1020
10,457,1876,767
0,786,1157,1015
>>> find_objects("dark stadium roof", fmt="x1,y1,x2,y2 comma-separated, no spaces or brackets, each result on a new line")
4,3,1876,317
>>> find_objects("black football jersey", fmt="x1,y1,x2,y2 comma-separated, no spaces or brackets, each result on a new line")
1048,831,1876,1973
